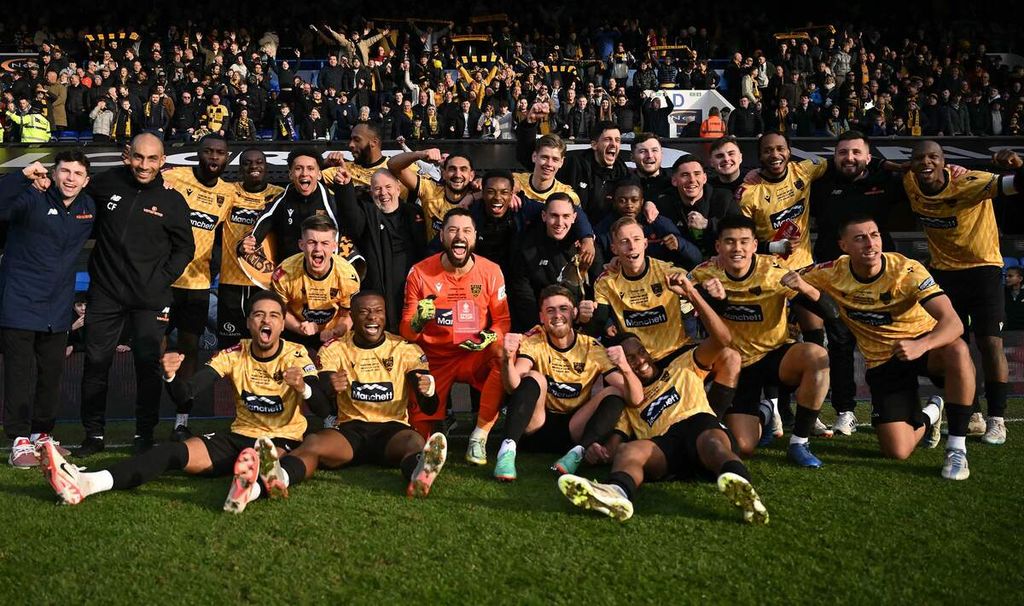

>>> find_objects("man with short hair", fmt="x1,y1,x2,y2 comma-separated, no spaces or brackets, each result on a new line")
271,215,360,350
494,285,639,481
727,97,763,137
630,133,674,201
39,291,330,510
322,122,403,194
802,217,978,479
77,133,195,456
899,142,1022,445
655,156,739,259
707,136,744,195
388,149,475,241
1,154,94,467
401,209,511,463
162,134,235,439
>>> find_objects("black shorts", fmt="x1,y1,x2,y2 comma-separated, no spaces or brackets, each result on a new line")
865,355,944,426
169,287,211,336
931,266,1004,339
200,431,301,476
216,283,255,347
731,343,795,415
519,411,573,453
650,412,737,481
334,420,413,466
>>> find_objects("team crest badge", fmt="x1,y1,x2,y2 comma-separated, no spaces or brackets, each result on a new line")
216,195,225,207
750,286,762,295
382,356,394,372
572,362,585,373
330,288,339,298
880,291,893,303
651,283,663,296
470,284,482,297
272,370,284,382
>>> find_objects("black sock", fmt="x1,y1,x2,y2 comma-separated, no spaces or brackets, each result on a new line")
719,459,751,482
580,394,625,447
109,442,189,490
503,377,541,443
400,453,420,481
757,400,773,429
792,405,820,439
778,391,794,423
946,402,971,437
985,381,1008,418
802,329,825,347
708,383,736,418
606,470,636,500
910,409,932,439
280,455,308,487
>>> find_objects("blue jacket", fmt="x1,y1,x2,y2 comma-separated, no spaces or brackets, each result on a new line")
0,174,95,332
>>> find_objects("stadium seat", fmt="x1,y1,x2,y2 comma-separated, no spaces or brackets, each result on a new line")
258,128,274,141
58,130,79,142
1005,256,1020,269
75,271,90,292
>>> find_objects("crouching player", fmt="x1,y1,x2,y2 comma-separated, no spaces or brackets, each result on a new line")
558,274,768,524
492,285,642,481
801,215,977,479
235,291,448,509
38,291,330,511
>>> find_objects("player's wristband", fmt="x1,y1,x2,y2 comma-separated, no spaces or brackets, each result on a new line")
423,374,436,398
768,241,788,254
302,384,313,399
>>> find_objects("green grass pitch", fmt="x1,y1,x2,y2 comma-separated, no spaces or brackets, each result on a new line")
2,403,1022,604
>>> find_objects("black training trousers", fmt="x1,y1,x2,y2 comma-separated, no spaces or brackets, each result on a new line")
1,328,67,439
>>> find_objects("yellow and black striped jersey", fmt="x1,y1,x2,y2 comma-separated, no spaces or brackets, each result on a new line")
413,177,460,241
902,169,1002,271
206,339,316,442
801,253,944,369
689,255,797,365
203,105,230,132
316,332,429,425
270,253,361,331
221,182,284,287
517,327,616,413
513,172,581,205
593,257,690,361
616,349,712,440
737,158,828,269
163,167,235,290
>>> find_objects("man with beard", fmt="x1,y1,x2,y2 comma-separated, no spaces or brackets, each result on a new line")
39,291,330,510
335,168,427,332
401,209,510,464
271,216,360,350
388,149,476,241
630,133,674,201
517,103,628,223
899,142,1022,445
77,133,194,456
233,291,449,509
707,136,745,196
595,178,698,269
558,276,769,525
243,148,364,276
218,150,284,349
322,122,413,196
654,157,739,259
162,134,235,440
493,286,639,481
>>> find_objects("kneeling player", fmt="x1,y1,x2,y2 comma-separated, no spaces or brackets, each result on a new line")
236,291,448,507
492,285,641,481
559,275,768,524
690,215,835,467
802,216,976,479
38,291,330,511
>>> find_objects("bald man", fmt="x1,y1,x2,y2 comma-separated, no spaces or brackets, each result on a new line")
77,133,195,457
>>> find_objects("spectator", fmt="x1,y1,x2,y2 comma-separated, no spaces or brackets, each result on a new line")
825,105,850,137
229,107,257,141
791,94,819,136
1006,267,1024,331
641,91,673,138
44,69,68,131
274,104,299,141
301,107,329,140
727,97,763,137
170,91,200,142
700,106,728,139
141,92,170,138
89,99,115,143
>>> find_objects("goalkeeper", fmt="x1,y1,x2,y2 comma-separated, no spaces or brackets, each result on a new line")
401,209,511,464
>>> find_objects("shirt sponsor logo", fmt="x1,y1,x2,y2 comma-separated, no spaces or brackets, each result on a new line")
301,307,336,325
546,378,583,400
351,381,395,402
622,306,668,328
435,309,454,326
189,210,217,230
241,391,285,414
230,207,260,225
917,214,958,229
769,202,805,229
641,387,680,427
846,308,893,326
722,304,765,322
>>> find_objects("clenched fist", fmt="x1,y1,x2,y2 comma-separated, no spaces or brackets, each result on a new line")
503,332,523,358
283,366,305,390
161,352,185,378
331,369,350,393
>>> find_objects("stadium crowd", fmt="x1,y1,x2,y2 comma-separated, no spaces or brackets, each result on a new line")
2,5,1024,142
2,4,1024,524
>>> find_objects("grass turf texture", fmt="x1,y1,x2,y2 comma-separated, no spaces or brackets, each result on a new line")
2,404,1023,604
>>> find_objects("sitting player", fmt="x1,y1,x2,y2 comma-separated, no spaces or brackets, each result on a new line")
689,215,835,467
492,285,642,481
558,274,768,524
801,215,977,479
38,291,331,511
271,215,361,349
226,291,449,510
